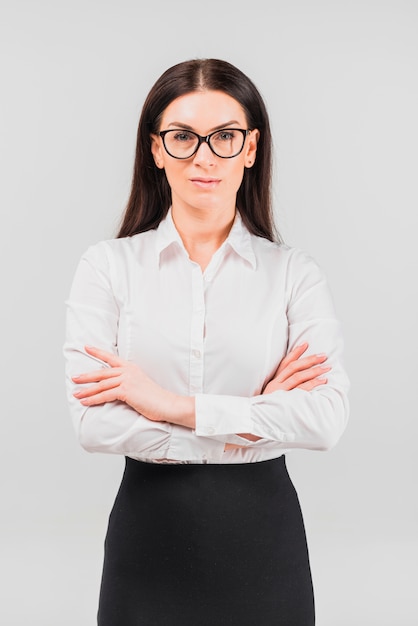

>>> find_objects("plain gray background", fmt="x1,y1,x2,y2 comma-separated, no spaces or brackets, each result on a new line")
1,0,417,624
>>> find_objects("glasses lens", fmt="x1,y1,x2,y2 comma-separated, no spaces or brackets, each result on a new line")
209,129,246,158
163,130,199,159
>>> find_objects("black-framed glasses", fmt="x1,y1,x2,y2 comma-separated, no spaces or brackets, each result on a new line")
158,128,252,159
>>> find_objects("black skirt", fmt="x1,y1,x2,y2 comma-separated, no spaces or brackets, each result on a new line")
97,456,315,626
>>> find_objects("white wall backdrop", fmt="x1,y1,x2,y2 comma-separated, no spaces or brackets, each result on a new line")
1,0,417,624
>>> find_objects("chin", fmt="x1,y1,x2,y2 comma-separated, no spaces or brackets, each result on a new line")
192,192,234,210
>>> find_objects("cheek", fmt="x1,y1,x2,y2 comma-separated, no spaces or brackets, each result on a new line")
161,162,185,189
227,161,246,192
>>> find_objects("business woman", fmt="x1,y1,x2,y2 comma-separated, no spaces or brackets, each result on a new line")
64,58,349,625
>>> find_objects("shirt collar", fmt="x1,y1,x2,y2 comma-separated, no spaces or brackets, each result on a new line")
155,208,257,270
155,208,185,258
225,212,257,270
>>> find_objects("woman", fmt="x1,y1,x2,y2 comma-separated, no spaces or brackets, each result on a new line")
64,58,349,625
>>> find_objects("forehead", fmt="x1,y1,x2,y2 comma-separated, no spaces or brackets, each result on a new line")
160,90,247,131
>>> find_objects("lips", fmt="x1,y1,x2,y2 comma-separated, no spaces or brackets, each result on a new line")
190,178,221,189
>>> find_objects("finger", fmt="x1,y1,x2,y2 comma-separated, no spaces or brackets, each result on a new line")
275,354,328,383
84,345,123,367
280,366,331,390
78,388,120,406
298,377,328,391
275,343,308,374
72,368,122,384
74,377,121,399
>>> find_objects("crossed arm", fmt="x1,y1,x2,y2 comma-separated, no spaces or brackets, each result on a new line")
72,342,331,447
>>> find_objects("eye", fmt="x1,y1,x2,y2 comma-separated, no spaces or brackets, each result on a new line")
213,130,236,141
172,131,195,142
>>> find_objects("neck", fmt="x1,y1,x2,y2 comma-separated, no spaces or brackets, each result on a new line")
171,204,235,270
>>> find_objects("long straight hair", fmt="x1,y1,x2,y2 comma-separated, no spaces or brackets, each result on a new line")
117,59,279,242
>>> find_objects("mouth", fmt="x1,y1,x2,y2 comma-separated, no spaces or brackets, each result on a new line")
190,178,221,189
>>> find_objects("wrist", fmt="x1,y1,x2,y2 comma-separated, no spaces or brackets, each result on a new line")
169,395,196,429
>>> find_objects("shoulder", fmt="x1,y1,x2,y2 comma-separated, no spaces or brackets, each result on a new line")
251,235,323,275
250,236,331,306
80,230,157,268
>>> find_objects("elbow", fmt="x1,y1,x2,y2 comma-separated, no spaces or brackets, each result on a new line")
73,406,110,454
73,402,130,454
74,402,172,457
77,416,101,453
77,408,127,454
78,430,99,454
314,429,343,452
310,392,349,452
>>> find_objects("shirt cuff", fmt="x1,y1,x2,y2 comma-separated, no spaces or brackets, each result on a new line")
194,394,253,437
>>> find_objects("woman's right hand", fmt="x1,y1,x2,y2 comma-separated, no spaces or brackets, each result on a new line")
262,342,330,394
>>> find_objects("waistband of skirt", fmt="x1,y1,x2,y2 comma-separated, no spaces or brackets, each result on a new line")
124,454,286,474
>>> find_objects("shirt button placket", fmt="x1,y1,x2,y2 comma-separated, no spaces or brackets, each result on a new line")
189,265,205,395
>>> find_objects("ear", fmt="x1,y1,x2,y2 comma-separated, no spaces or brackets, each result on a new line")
244,128,260,168
150,134,165,169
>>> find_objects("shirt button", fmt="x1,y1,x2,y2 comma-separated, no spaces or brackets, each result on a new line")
192,349,201,359
206,427,215,435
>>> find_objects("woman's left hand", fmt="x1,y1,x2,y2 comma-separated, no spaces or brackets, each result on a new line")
72,346,194,426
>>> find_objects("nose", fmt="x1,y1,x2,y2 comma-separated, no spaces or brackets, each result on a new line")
192,140,216,166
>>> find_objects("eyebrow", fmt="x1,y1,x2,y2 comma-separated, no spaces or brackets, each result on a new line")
166,120,242,132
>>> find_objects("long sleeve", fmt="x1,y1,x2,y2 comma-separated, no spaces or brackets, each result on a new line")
64,214,349,463
63,243,226,462
194,249,350,451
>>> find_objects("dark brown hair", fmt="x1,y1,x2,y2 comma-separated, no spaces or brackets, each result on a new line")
117,58,279,241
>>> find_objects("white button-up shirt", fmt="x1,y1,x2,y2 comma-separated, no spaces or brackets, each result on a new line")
64,210,349,463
